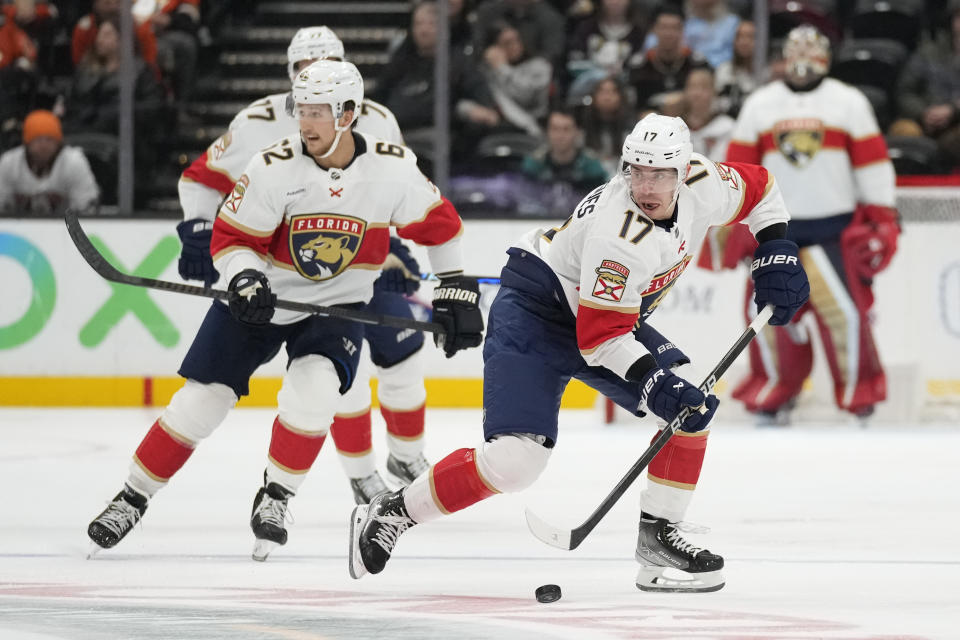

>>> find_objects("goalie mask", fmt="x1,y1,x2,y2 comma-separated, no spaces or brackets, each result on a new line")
287,26,345,81
783,25,830,83
290,59,363,158
621,113,692,217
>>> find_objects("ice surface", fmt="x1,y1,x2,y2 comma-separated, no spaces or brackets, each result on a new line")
1,407,958,639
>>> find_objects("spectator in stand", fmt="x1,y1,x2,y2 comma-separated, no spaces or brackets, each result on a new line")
480,20,551,137
669,65,733,160
896,0,960,167
140,0,200,121
0,5,38,143
73,0,158,69
566,0,647,93
521,108,608,192
64,16,166,202
2,1,59,69
714,18,756,118
374,0,500,167
0,6,35,70
472,0,566,67
627,4,706,111
680,0,738,68
577,74,634,173
0,109,99,216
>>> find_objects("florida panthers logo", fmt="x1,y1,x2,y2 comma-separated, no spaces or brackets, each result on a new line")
592,260,630,302
289,213,366,281
773,118,823,167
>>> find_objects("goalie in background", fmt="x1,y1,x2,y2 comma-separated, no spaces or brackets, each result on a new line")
705,24,899,426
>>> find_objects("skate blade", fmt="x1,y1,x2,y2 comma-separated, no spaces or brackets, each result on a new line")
348,504,370,579
251,539,280,562
635,566,725,593
86,540,106,559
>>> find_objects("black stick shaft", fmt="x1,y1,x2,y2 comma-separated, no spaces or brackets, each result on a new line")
64,209,446,334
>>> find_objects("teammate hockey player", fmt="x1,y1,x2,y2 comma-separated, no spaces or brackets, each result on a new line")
87,60,483,561
176,26,433,504
348,113,809,592
717,25,898,424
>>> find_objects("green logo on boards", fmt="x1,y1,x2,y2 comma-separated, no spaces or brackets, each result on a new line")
79,235,181,348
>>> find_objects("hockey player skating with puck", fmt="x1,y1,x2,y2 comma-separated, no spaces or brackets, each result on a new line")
86,60,483,561
349,114,809,592
175,26,435,504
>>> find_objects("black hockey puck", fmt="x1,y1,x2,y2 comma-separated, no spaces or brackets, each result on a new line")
535,584,561,603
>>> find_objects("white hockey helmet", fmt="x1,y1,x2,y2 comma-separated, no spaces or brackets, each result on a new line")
621,113,692,204
286,26,345,81
290,59,363,124
783,24,830,81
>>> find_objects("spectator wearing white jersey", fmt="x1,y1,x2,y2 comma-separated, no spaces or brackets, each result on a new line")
0,109,99,216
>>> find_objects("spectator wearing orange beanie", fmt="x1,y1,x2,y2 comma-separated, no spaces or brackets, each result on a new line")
0,110,100,216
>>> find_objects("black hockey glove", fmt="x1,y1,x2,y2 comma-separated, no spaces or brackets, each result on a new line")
374,238,421,295
432,275,484,358
176,218,219,287
228,269,276,325
751,239,810,326
639,366,719,433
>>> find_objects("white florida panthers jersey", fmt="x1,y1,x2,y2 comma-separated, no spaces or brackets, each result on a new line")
727,78,895,219
210,131,463,324
179,92,404,221
515,152,790,378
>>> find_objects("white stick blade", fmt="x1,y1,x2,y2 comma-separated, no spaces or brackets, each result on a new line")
524,507,573,550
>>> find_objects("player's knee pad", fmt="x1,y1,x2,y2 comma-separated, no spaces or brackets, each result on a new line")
337,357,373,415
376,349,427,409
277,354,340,434
476,433,552,494
162,379,237,443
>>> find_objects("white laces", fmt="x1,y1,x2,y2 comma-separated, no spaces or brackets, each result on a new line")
665,523,705,557
404,455,430,478
371,513,414,554
258,494,293,528
354,473,387,500
97,500,140,536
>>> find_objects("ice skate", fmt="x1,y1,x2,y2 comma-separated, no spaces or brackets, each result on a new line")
385,452,430,486
349,470,390,505
634,513,725,593
250,479,293,562
349,489,415,579
87,486,148,555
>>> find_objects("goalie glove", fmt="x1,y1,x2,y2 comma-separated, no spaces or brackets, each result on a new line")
176,218,219,287
751,239,810,326
228,269,276,326
841,204,900,279
432,276,484,358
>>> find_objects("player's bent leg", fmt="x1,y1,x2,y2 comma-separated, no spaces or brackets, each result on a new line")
376,350,429,486
87,380,237,554
349,434,552,579
251,355,340,561
636,426,724,592
329,358,388,504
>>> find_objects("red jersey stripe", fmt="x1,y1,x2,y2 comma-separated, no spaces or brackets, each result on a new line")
726,139,761,164
181,150,237,194
722,162,772,225
396,197,463,246
577,303,639,352
848,134,890,167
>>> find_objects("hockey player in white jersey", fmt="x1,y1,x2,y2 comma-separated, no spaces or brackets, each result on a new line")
176,26,435,506
714,25,899,424
87,60,483,561
349,113,809,592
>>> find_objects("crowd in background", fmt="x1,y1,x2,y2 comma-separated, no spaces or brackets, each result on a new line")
1,0,959,218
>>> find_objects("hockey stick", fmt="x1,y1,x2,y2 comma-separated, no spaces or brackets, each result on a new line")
64,208,445,334
525,304,774,550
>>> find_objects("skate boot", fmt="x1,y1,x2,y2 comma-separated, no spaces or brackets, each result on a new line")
385,452,430,486
349,470,390,505
349,489,415,579
87,485,148,555
634,512,725,592
250,478,294,562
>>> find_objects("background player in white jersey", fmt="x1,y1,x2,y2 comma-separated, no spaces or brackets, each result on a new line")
176,26,435,504
348,114,809,593
87,60,484,561
711,25,899,425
